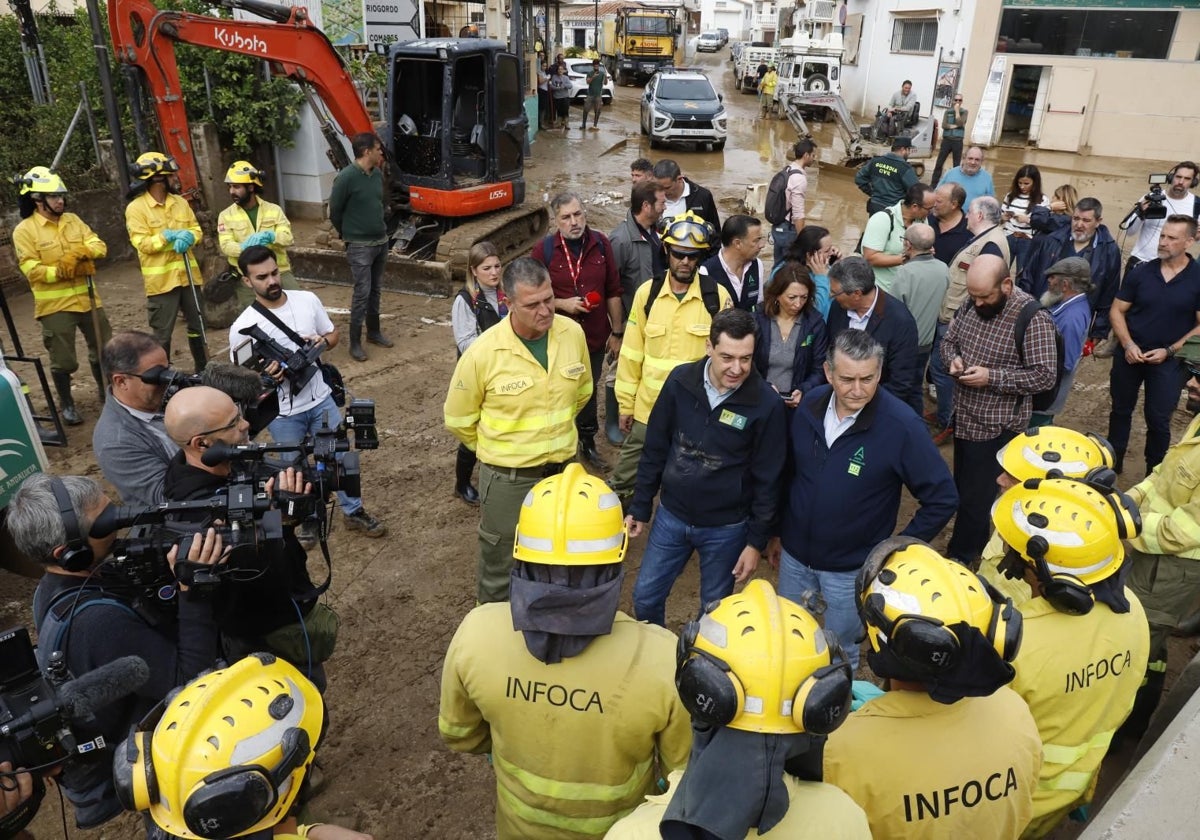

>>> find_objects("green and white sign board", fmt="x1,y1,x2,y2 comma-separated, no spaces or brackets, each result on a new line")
0,368,48,509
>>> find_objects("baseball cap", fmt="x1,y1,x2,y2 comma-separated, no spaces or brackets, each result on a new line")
1178,335,1200,368
892,136,913,150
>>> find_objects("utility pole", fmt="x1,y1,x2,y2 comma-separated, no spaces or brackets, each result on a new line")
84,0,130,184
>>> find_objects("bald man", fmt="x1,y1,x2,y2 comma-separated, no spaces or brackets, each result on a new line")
892,222,949,415
940,253,1059,566
161,386,325,681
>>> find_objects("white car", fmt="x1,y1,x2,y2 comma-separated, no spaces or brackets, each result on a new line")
696,32,723,52
567,61,614,104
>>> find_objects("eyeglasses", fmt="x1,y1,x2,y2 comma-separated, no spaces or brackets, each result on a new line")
194,409,243,439
1187,362,1200,380
668,248,701,262
831,288,853,297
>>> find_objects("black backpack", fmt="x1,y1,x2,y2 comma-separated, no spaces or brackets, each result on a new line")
763,166,795,225
1014,299,1066,413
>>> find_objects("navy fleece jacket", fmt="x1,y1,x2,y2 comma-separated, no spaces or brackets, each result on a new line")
779,384,957,571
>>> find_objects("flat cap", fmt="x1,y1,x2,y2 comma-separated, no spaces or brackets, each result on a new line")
1045,256,1092,281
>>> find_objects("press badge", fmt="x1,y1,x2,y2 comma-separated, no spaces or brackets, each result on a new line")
719,409,747,430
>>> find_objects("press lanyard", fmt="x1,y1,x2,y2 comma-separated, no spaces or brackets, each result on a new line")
559,232,584,294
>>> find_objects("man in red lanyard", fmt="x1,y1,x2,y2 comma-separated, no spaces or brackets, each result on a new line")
533,191,624,470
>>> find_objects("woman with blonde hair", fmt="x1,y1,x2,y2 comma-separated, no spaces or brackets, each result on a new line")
1032,183,1078,237
449,241,506,503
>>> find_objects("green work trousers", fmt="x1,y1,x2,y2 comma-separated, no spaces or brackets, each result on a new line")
608,420,648,499
1127,547,1200,664
147,285,205,356
40,308,111,375
477,463,542,604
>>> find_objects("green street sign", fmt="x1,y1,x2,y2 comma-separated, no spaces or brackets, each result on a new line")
0,368,48,509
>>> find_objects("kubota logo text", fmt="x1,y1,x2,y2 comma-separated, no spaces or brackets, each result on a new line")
214,28,267,53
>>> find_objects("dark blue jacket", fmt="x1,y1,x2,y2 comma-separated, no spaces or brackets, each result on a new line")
779,384,957,572
752,309,828,396
825,289,920,407
1017,222,1122,309
631,358,787,550
702,252,763,312
1030,205,1070,236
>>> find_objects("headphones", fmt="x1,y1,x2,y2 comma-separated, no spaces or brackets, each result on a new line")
1170,162,1200,190
113,691,314,838
50,476,94,572
675,616,853,736
858,537,1023,679
1023,532,1094,616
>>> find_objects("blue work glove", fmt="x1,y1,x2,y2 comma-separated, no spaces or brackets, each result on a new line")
173,230,196,253
257,230,276,246
851,679,884,711
161,228,181,243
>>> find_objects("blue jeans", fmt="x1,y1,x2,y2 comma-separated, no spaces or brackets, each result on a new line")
346,242,387,327
268,393,362,514
909,349,930,417
929,321,954,428
772,223,798,265
778,548,862,669
633,504,747,627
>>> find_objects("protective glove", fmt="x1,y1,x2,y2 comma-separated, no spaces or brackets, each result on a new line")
172,230,196,253
161,228,181,244
71,243,92,260
76,258,96,278
55,253,79,280
256,230,276,246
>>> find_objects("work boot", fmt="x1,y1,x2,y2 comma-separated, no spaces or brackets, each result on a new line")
187,336,209,374
52,372,83,426
1114,450,1125,475
366,315,394,348
349,322,367,362
1174,608,1200,637
604,385,625,445
455,446,480,505
90,361,106,405
578,436,609,472
343,508,386,537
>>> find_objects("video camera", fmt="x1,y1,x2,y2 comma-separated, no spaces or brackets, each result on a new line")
139,363,281,437
0,627,149,771
234,324,324,393
1119,173,1170,230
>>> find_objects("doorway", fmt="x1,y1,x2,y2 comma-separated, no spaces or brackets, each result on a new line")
1000,64,1042,146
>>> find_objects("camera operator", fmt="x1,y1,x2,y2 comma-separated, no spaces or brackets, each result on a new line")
1126,162,1200,274
7,473,223,830
161,386,329,689
92,331,178,507
228,245,386,547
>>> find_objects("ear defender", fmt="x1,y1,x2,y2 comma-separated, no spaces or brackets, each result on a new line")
49,477,93,572
675,621,745,727
112,730,157,813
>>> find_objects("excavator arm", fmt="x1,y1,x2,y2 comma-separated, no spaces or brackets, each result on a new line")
108,0,373,202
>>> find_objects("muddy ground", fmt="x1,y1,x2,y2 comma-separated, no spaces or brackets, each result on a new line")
3,47,1195,838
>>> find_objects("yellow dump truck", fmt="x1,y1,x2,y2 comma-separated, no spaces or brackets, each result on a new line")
602,7,679,86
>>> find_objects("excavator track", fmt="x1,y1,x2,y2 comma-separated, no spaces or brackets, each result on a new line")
436,204,550,281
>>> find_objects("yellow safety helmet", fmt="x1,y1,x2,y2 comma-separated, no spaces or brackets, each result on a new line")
997,426,1116,482
225,160,264,187
14,165,67,196
857,537,1022,676
992,477,1139,587
132,151,180,180
676,579,852,734
113,653,323,839
660,210,715,252
513,463,627,566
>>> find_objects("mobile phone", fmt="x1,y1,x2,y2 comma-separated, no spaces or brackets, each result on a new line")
951,370,965,378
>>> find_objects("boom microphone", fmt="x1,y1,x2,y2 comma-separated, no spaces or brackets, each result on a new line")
58,656,150,721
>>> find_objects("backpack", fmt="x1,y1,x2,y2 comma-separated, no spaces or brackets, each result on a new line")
35,587,141,669
1014,299,1067,413
643,268,722,321
763,166,796,226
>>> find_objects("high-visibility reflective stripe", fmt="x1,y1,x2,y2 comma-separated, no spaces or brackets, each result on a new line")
445,412,481,429
497,785,625,835
614,380,638,396
481,432,576,457
139,261,188,276
1041,729,1115,766
480,406,574,434
1038,770,1092,793
516,533,625,555
621,347,645,363
1148,660,1167,673
436,716,478,739
496,749,651,804
33,284,90,300
643,355,688,373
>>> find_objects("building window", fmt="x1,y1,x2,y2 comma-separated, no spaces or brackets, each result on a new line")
891,18,937,54
998,9,1177,60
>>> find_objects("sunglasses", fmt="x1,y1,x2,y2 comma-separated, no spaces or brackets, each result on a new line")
668,248,702,262
1187,362,1200,380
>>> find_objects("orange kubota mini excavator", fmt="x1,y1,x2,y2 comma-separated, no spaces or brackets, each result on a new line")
107,0,547,281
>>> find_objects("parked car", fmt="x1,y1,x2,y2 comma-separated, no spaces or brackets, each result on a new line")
717,28,730,46
640,67,727,151
567,60,615,103
696,32,723,52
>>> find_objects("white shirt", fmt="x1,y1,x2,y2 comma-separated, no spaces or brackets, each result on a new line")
664,181,692,222
1131,191,1198,261
717,250,764,307
228,290,335,416
118,400,176,452
823,397,861,446
847,290,879,331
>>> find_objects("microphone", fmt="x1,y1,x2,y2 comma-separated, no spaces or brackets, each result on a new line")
58,656,151,721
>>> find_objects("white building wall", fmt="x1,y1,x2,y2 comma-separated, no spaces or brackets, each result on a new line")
839,0,975,122
699,0,752,38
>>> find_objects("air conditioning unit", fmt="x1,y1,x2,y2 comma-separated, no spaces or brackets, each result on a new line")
801,0,836,23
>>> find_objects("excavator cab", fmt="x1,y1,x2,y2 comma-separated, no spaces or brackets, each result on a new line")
383,39,527,219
